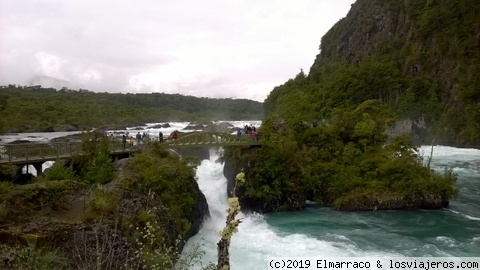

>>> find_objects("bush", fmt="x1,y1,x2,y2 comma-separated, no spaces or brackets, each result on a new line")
0,181,14,194
0,240,66,269
41,160,76,181
86,186,118,218
82,153,113,184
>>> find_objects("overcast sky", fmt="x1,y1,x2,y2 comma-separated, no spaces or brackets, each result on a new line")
0,0,355,102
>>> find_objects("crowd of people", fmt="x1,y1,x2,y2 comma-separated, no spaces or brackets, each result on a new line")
236,124,258,141
120,131,153,149
118,124,260,150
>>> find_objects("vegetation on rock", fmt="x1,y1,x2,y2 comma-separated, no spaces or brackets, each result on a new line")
237,101,456,212
233,0,474,212
0,133,211,269
266,0,480,147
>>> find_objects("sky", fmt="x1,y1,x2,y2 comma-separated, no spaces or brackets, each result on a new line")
0,0,355,102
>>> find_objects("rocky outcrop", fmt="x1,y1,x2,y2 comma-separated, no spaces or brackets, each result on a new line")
185,186,209,241
0,151,210,269
385,117,430,145
336,192,449,211
53,124,78,132
183,122,205,130
148,123,171,129
176,147,210,163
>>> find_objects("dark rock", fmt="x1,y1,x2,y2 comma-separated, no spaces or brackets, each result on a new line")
185,182,209,242
183,124,204,130
8,140,32,144
385,117,429,145
40,126,55,132
50,133,84,143
336,192,449,211
176,147,210,163
149,123,171,129
53,124,77,132
129,127,145,131
213,122,234,133
98,124,128,131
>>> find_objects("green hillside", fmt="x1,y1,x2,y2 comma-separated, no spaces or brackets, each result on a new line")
0,85,263,133
235,0,471,212
265,0,480,147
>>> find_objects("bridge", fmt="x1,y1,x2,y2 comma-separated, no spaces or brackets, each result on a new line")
0,132,260,172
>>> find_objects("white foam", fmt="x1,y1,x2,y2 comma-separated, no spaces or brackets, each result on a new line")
464,215,480,221
435,236,458,247
183,150,398,269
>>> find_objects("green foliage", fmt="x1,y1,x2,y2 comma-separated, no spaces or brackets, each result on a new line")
126,142,198,237
0,180,85,224
0,240,66,269
0,85,263,133
40,160,76,181
266,0,480,146
241,101,456,211
86,186,118,218
82,153,114,184
71,131,114,184
0,181,14,194
0,164,19,182
130,209,211,270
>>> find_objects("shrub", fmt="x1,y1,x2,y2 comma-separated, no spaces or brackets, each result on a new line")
82,153,114,184
0,240,66,270
86,186,118,218
41,160,76,181
0,181,14,194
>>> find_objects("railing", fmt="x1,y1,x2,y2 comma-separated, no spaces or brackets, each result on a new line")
164,132,260,147
0,132,260,164
0,141,132,164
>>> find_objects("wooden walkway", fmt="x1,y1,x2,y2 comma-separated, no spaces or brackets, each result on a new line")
0,131,260,165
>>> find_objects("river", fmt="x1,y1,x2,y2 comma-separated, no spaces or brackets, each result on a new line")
1,124,478,267
184,146,480,269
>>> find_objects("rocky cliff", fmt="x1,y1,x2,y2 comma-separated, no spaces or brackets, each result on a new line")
266,0,480,147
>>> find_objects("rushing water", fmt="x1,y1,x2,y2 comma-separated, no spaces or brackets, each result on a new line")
2,125,478,267
184,146,480,269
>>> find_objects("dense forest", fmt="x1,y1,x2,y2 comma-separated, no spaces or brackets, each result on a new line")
0,85,263,133
234,0,475,212
265,0,479,147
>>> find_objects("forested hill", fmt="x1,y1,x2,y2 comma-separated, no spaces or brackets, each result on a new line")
265,0,479,147
0,85,263,133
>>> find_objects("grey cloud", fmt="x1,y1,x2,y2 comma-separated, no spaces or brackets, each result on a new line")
0,0,356,101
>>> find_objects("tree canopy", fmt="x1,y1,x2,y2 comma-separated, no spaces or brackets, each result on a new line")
0,85,263,133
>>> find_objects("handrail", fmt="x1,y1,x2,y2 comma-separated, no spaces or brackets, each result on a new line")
0,132,260,164
0,141,131,164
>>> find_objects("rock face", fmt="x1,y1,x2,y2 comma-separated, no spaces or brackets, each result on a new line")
385,118,429,145
176,147,210,164
307,0,480,146
336,192,449,211
183,122,205,130
148,123,171,129
185,185,209,241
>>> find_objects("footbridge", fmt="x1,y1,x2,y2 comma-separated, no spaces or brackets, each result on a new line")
0,132,260,170
163,131,259,148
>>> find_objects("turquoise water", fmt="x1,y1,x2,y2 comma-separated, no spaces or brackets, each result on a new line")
185,146,480,269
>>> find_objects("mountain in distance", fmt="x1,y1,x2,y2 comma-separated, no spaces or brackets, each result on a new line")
29,75,72,90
